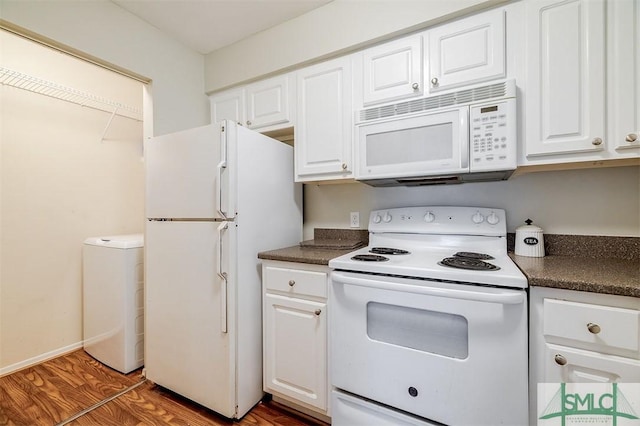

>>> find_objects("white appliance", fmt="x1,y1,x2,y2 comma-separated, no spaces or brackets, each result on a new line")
144,120,302,419
83,234,144,374
355,80,517,186
329,206,528,426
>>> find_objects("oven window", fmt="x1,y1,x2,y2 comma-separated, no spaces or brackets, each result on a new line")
365,123,453,166
366,302,468,359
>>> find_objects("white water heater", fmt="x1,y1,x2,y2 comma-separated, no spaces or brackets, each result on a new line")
83,234,144,373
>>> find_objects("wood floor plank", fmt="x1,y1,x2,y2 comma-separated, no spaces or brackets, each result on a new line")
0,350,328,426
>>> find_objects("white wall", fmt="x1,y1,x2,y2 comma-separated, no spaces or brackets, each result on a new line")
0,30,145,371
204,0,507,92
0,0,209,135
302,166,640,239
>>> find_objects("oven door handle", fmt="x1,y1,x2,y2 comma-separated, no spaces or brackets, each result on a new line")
332,272,525,305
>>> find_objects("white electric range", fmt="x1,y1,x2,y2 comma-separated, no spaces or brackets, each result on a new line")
329,206,529,426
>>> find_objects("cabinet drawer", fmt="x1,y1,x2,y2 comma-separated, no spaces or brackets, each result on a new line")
542,343,640,383
264,266,327,299
543,298,640,357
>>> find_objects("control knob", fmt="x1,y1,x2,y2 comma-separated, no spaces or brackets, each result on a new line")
487,212,500,225
424,211,435,223
373,214,382,224
472,211,485,224
382,212,392,223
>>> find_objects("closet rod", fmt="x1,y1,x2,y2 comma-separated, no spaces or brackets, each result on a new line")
0,66,142,121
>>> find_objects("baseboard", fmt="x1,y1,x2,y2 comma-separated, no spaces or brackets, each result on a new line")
271,395,331,424
0,341,83,377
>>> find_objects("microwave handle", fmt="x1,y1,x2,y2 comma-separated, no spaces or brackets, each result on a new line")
332,271,525,305
461,108,469,169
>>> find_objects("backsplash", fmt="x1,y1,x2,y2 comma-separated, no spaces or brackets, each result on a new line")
507,234,640,261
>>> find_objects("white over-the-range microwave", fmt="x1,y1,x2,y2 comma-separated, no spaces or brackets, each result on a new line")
355,79,517,186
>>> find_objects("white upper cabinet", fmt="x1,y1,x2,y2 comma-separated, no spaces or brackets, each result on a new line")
524,0,606,158
607,0,640,153
427,9,506,93
245,73,295,131
209,73,295,132
295,56,353,182
360,34,423,106
355,8,506,109
521,0,639,166
210,86,245,125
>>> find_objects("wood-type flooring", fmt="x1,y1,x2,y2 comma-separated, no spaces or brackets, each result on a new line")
0,350,327,426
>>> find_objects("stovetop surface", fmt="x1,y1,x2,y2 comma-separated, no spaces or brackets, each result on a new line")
328,207,527,289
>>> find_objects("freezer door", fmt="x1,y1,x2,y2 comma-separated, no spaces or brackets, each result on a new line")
144,220,236,417
145,124,223,219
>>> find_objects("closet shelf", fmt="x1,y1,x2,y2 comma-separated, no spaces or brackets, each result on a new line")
0,66,142,121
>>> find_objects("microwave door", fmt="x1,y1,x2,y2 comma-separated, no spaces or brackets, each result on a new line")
357,107,469,180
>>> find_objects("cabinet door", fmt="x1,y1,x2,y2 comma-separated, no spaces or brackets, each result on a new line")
210,87,245,125
361,34,423,106
428,9,505,92
295,56,353,181
264,293,327,411
245,74,294,130
525,0,606,157
607,0,640,153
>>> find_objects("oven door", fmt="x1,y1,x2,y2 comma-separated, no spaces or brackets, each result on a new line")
330,271,528,426
355,106,469,180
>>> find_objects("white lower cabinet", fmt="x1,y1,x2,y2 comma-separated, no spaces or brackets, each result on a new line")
262,261,329,417
530,287,640,425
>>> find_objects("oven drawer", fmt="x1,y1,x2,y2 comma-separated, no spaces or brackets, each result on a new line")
331,390,435,426
543,299,640,358
264,265,327,299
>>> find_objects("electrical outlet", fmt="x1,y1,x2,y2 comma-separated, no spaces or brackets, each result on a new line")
350,212,360,228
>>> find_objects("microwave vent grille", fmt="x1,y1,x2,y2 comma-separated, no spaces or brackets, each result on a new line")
359,81,509,122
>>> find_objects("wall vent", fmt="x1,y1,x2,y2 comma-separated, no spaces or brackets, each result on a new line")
358,81,510,122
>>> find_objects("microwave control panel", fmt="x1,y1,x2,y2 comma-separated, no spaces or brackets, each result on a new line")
470,98,517,171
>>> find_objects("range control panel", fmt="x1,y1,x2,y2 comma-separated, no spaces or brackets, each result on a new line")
368,206,507,237
470,98,517,172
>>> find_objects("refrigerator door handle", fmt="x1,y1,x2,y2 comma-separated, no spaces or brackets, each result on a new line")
216,160,228,221
216,221,228,333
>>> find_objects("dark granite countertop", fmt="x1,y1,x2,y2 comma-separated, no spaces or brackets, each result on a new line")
258,228,367,265
259,230,640,298
509,253,640,298
508,234,639,298
258,244,357,265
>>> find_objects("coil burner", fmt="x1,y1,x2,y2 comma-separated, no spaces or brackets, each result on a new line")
453,252,495,261
370,247,410,255
438,257,500,271
351,254,389,262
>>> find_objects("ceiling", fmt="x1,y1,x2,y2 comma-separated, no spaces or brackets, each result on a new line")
111,0,332,55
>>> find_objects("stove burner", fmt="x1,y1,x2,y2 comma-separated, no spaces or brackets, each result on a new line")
370,247,410,255
438,257,501,271
453,251,495,260
352,254,389,262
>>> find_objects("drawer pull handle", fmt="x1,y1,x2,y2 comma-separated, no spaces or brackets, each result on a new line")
554,354,567,366
314,309,322,316
587,322,601,334
288,280,295,287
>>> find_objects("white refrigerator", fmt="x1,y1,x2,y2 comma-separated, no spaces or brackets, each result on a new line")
144,120,302,418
